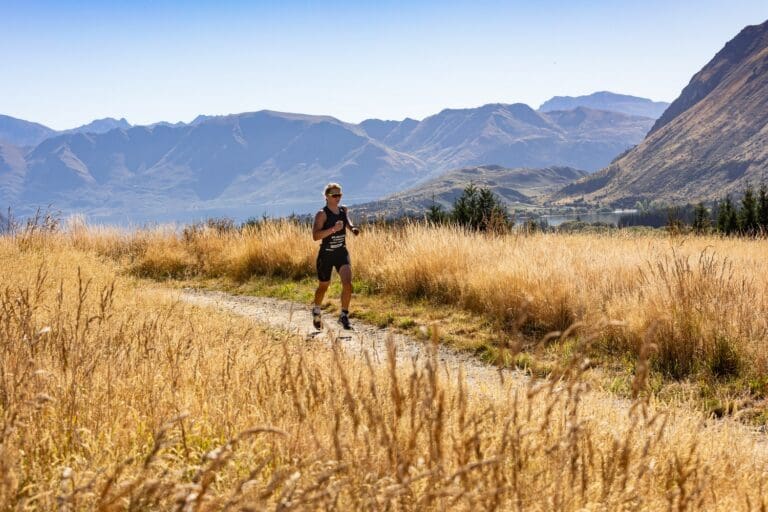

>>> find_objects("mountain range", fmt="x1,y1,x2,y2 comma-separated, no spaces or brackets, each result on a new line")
0,99,655,222
0,115,131,148
539,91,670,119
555,19,768,206
7,17,767,221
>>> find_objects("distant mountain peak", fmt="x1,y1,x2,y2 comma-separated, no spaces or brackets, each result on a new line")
539,91,669,119
190,114,214,126
62,117,132,136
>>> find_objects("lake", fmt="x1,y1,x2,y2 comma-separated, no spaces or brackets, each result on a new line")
538,210,638,227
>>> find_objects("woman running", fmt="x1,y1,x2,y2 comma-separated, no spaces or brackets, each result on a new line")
311,182,360,329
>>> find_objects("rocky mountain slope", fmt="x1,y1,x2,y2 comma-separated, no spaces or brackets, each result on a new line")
555,19,768,206
361,104,652,176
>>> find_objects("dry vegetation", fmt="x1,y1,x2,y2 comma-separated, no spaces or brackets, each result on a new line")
74,219,768,385
3,220,768,509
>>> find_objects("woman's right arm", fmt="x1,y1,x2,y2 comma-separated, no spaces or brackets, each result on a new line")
312,211,327,241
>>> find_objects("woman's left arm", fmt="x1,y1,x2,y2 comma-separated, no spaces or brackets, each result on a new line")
345,207,361,235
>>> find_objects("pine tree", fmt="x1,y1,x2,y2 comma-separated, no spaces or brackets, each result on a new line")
426,203,447,224
451,183,478,228
717,195,738,235
739,184,758,235
758,183,768,235
426,195,448,224
710,200,720,228
450,184,510,231
692,202,710,234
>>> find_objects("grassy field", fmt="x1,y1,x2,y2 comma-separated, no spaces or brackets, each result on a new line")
74,219,768,412
3,221,768,509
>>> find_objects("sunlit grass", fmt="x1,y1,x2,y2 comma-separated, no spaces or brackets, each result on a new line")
3,228,768,509
71,220,768,386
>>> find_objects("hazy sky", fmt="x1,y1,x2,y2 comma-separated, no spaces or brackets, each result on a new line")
2,0,767,130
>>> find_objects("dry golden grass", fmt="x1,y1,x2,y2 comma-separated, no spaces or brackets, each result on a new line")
2,224,768,509
70,220,768,384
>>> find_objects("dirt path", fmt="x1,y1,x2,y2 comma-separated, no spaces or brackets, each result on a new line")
178,288,519,397
177,288,768,453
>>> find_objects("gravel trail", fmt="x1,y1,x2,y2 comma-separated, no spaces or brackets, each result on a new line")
176,287,768,454
178,288,520,396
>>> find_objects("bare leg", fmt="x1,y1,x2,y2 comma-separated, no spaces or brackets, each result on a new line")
339,264,352,311
314,281,330,307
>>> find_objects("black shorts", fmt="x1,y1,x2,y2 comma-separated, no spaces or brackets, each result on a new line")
316,248,350,282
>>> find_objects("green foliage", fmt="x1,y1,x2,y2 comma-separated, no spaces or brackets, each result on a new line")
758,183,768,233
712,184,768,237
425,197,449,224
665,206,686,234
520,218,551,233
449,184,512,232
739,184,758,235
692,202,710,234
717,195,738,235
708,335,742,379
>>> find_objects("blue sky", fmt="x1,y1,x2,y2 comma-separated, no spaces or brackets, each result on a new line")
2,0,767,130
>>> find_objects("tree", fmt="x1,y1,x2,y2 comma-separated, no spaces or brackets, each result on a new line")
450,184,511,232
426,195,448,224
709,200,720,228
692,202,710,234
665,206,685,234
758,183,768,234
739,184,758,235
717,195,738,235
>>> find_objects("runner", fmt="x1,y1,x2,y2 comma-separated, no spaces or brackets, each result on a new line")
311,183,360,329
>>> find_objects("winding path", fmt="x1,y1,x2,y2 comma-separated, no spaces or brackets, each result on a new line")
178,288,519,396
177,287,768,454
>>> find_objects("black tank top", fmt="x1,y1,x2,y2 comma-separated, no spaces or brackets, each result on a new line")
320,206,348,252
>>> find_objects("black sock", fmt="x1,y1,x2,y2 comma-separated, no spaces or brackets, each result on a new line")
341,309,349,316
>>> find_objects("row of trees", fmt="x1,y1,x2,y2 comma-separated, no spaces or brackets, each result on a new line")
427,182,768,237
693,183,768,235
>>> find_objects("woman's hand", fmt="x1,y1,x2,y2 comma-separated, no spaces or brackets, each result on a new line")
351,226,360,236
333,220,344,232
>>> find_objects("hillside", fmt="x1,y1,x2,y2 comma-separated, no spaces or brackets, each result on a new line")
0,115,56,148
376,104,652,177
0,142,27,205
352,165,587,219
555,19,768,206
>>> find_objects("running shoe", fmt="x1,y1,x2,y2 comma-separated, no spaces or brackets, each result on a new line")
338,312,351,330
312,307,322,329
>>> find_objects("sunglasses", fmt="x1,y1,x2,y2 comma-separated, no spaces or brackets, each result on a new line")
328,193,342,198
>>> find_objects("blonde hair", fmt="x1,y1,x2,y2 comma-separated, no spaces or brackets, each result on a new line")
323,183,342,196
